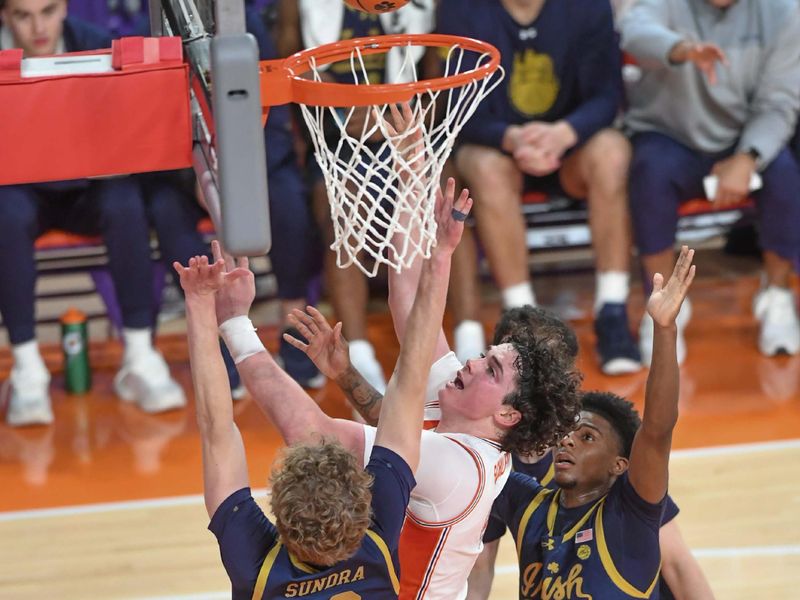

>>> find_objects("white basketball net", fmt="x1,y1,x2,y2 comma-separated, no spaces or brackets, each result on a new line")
298,42,504,276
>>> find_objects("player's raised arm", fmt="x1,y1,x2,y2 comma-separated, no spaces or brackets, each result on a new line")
375,180,472,471
174,255,251,518
386,104,452,363
211,241,365,457
628,246,696,503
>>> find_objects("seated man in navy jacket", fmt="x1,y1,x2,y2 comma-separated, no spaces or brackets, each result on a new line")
439,0,640,376
0,0,185,426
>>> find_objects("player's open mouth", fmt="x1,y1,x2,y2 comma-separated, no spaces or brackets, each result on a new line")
554,452,575,468
452,373,464,390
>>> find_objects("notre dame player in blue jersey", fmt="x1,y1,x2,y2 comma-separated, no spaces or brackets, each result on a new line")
174,179,473,599
487,246,696,599
465,305,714,599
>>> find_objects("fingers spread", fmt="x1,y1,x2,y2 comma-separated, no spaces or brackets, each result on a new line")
282,332,308,351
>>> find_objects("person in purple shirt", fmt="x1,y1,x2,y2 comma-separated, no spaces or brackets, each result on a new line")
438,0,640,376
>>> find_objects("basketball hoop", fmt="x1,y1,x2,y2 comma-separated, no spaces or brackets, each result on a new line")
260,34,504,276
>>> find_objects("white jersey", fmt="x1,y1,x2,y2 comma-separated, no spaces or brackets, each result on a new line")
363,353,512,600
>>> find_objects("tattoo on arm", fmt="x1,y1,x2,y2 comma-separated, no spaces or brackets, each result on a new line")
337,366,383,426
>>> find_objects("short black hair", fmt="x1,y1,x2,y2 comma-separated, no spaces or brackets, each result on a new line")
580,391,641,458
492,305,578,366
499,334,583,456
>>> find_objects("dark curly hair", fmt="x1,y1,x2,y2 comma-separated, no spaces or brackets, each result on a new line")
499,334,583,455
270,440,373,566
581,391,641,458
492,305,578,366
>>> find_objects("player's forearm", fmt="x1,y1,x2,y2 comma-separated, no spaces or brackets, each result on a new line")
642,324,680,436
185,296,234,440
237,351,335,445
394,251,452,397
334,365,383,426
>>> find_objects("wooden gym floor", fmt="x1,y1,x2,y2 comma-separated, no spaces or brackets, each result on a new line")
0,250,798,599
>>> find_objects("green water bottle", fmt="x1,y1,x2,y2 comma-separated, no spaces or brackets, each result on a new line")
61,307,91,394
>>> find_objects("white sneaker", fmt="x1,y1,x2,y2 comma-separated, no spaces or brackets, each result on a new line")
349,340,386,394
454,320,486,364
4,366,53,426
639,297,692,367
753,286,800,356
114,351,187,414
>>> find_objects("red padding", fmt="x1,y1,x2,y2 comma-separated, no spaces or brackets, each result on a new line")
0,41,191,185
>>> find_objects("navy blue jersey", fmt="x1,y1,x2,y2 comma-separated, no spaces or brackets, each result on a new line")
210,445,415,600
437,0,621,150
493,470,664,599
484,453,554,543
327,5,387,84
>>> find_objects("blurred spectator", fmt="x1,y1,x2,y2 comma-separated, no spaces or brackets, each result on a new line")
143,6,324,389
0,0,185,426
620,0,800,361
276,0,435,393
439,0,641,376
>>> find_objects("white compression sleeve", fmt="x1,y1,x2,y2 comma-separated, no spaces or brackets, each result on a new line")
218,316,266,364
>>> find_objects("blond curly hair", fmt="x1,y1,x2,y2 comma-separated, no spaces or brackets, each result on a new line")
270,440,374,566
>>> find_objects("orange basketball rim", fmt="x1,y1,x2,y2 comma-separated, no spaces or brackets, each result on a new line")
258,33,501,108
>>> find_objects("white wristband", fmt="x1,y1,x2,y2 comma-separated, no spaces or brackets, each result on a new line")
219,316,266,364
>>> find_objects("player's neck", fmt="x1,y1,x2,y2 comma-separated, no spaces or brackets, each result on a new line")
500,0,547,26
559,480,613,509
435,415,498,443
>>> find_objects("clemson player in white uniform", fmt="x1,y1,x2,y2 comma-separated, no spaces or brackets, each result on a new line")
219,180,582,600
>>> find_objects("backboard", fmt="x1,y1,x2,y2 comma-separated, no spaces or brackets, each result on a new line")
150,0,271,256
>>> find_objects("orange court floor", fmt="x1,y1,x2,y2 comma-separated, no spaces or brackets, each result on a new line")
0,253,798,599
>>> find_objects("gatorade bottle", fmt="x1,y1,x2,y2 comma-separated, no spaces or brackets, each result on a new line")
61,307,91,394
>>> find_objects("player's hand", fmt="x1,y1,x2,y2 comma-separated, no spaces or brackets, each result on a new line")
646,246,696,329
209,239,256,323
384,102,425,181
283,306,350,380
434,177,473,256
173,254,249,299
711,153,756,207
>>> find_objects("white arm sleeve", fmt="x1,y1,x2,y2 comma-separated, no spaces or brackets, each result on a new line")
425,351,463,401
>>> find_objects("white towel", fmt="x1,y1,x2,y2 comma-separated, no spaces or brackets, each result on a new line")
299,0,436,84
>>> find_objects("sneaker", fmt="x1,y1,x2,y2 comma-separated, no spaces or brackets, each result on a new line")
349,339,386,393
277,328,326,389
639,298,692,367
594,303,641,375
454,320,486,364
114,351,187,413
4,367,53,426
753,286,800,356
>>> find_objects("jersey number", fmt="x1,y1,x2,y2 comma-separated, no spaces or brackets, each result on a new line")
330,593,361,600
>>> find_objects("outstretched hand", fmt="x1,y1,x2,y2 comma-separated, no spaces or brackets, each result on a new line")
283,306,350,380
173,255,249,298
435,177,473,256
647,246,696,328
686,43,728,85
209,240,256,324
384,101,425,180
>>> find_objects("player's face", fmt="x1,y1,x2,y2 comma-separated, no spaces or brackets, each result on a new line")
438,343,520,421
1,0,66,57
707,0,736,7
552,411,624,490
